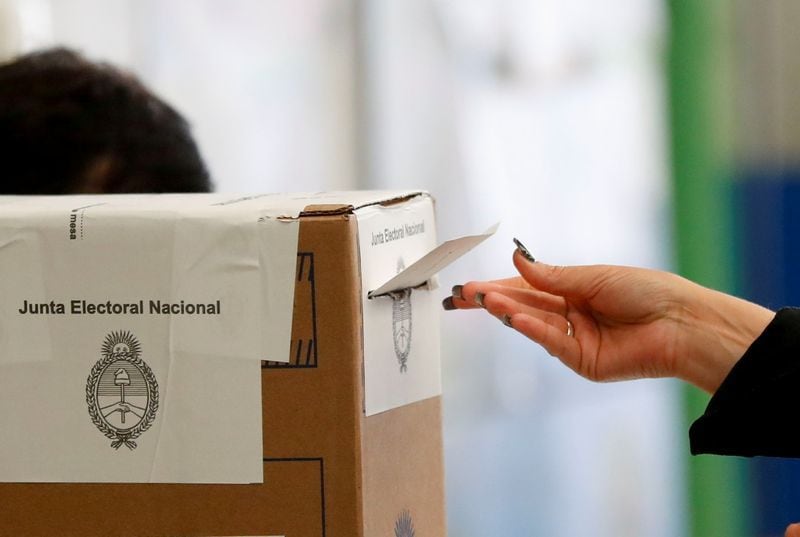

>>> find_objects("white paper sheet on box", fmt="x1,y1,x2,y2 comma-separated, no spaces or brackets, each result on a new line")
0,195,299,483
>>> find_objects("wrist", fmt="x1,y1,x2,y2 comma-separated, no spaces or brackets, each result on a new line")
674,284,774,393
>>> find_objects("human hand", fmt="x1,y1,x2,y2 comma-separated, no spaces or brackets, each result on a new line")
443,240,774,393
786,523,800,537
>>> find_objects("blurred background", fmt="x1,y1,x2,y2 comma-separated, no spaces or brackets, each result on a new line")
1,0,798,535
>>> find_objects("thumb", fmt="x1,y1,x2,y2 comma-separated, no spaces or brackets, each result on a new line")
512,242,607,298
786,523,800,537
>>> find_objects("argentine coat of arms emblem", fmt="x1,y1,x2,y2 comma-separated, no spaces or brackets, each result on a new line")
390,258,412,373
86,331,159,450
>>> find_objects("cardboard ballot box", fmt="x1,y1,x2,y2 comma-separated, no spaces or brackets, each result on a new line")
0,191,491,537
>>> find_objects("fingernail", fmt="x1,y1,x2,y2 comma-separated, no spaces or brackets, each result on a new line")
451,284,464,300
513,238,536,263
501,314,513,327
474,292,485,307
442,296,456,311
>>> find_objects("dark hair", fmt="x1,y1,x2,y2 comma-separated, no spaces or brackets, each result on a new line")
0,47,212,194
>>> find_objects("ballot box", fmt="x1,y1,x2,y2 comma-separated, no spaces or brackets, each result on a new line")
0,191,491,537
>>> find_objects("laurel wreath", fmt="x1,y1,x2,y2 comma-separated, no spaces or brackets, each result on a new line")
395,509,416,537
86,352,159,450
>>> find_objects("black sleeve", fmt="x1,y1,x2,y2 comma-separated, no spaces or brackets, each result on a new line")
690,308,800,457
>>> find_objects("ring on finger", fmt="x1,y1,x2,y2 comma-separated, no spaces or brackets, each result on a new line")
566,319,574,338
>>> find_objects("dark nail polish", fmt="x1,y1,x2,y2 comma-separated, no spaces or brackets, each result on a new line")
442,296,456,311
452,284,464,300
502,314,513,327
474,292,485,307
513,238,536,263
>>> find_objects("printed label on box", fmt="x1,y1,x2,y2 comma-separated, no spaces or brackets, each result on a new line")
0,196,301,483
355,196,442,416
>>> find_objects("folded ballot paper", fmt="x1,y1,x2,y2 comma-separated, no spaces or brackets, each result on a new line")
0,191,493,537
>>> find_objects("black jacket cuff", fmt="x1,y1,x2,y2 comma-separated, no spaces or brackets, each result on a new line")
690,307,800,457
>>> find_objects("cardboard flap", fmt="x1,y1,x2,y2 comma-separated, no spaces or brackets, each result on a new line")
300,204,354,216
367,223,498,298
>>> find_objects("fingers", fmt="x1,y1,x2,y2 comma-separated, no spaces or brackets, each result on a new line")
483,276,536,290
451,288,587,377
786,523,800,537
505,312,585,376
480,290,570,332
443,281,566,314
512,248,610,300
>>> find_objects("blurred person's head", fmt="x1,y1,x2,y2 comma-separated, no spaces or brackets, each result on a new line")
0,47,212,194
